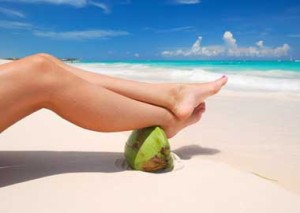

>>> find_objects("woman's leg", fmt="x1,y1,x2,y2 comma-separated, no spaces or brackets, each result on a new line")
0,54,204,138
36,53,227,119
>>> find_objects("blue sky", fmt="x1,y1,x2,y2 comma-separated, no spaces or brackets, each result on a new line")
0,0,299,60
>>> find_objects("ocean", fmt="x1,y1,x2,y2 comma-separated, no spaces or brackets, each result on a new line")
74,60,300,93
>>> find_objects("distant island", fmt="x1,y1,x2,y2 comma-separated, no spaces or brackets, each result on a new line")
60,58,80,63
4,57,80,63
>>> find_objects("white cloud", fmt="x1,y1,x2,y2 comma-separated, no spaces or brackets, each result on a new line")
175,0,200,4
0,20,32,29
162,36,224,57
89,1,110,14
33,29,129,40
0,7,25,18
191,36,202,52
223,31,237,48
0,0,87,7
162,31,290,58
0,0,110,13
134,53,140,57
256,40,264,48
145,26,196,34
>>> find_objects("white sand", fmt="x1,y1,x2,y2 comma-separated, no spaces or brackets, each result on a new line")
174,91,300,194
0,59,11,64
1,90,300,212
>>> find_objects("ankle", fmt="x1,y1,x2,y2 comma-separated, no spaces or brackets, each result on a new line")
160,115,178,138
167,83,184,111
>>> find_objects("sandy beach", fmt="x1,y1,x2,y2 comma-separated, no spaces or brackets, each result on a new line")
1,0,299,210
1,86,300,212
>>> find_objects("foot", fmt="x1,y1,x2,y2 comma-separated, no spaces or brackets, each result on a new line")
171,76,227,120
164,102,206,138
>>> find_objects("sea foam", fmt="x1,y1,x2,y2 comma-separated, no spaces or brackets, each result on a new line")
73,62,300,93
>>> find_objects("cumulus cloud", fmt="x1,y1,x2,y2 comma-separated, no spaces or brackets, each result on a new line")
33,29,129,40
0,7,25,18
223,31,237,48
162,31,290,58
163,36,224,57
256,40,264,48
175,0,200,4
0,0,110,13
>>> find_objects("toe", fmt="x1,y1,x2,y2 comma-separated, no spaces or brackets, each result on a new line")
217,75,228,87
209,76,228,95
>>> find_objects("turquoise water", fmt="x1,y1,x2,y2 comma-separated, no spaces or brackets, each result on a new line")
81,60,300,72
76,60,300,92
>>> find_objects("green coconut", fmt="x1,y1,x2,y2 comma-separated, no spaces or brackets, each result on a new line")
124,126,174,172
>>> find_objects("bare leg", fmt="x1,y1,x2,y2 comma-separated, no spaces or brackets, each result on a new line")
0,55,204,138
37,54,228,119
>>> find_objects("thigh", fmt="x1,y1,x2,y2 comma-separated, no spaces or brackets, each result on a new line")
0,61,42,132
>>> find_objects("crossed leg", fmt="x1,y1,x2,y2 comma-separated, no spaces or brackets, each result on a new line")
36,53,228,119
0,54,212,138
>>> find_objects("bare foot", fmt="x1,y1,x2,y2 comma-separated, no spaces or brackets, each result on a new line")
171,76,227,120
164,102,206,138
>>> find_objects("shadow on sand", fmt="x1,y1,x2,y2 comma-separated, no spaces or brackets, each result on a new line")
0,145,219,187
173,144,220,160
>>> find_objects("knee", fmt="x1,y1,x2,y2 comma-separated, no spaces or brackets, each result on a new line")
35,53,58,61
27,53,66,77
28,53,61,67
24,53,62,87
27,53,53,71
23,54,66,107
